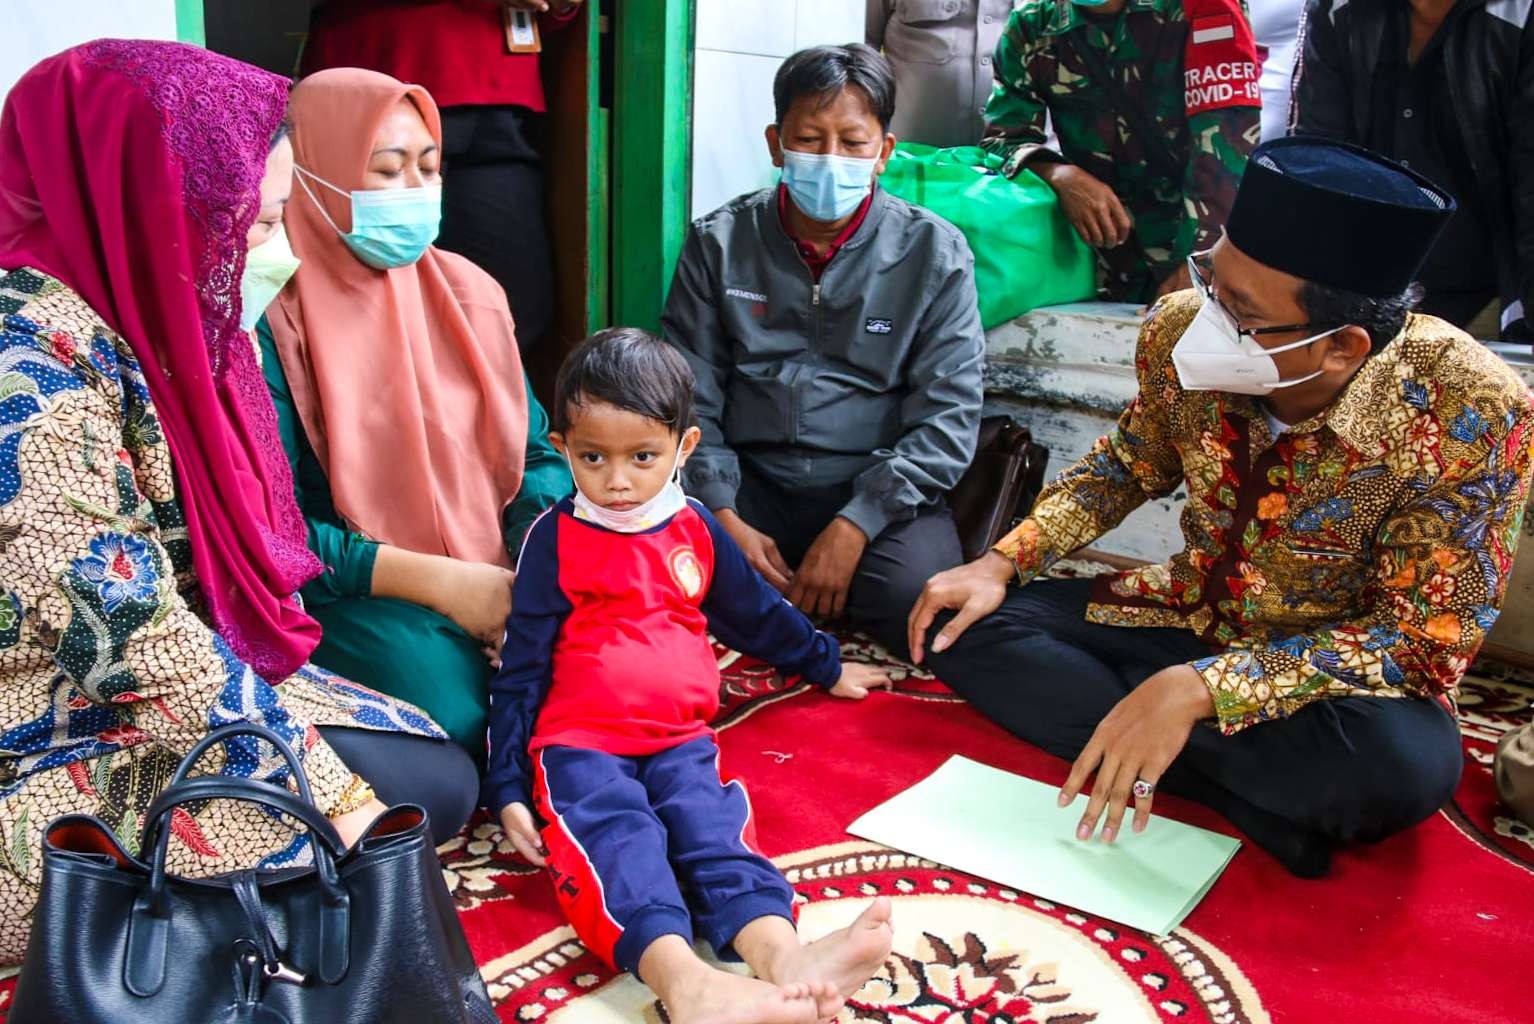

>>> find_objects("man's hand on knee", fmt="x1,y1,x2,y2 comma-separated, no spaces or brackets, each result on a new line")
716,509,794,592
786,518,867,619
906,551,1013,664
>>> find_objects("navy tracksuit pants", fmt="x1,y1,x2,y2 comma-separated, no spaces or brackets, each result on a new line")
531,735,796,975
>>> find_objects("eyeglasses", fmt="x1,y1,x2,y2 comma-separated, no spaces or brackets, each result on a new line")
1187,252,1329,339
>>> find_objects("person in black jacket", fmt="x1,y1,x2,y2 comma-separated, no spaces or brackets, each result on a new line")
1291,0,1533,344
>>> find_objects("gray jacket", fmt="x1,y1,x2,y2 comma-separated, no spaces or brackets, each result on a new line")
661,186,985,541
867,0,1015,147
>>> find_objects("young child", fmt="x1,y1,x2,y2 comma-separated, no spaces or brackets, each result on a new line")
485,328,896,1024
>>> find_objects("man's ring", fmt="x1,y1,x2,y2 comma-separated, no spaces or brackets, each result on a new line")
1132,779,1156,800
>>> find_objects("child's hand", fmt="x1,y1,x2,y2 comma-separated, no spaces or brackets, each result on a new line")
499,802,547,866
830,662,894,700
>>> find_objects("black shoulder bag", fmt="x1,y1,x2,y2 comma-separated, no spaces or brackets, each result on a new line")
10,722,496,1024
948,415,1051,562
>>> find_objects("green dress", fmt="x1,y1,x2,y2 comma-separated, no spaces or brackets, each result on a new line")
255,318,571,756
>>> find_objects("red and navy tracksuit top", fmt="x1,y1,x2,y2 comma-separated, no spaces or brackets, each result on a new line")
482,497,841,971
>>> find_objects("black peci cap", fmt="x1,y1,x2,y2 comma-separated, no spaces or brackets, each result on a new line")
1226,136,1456,297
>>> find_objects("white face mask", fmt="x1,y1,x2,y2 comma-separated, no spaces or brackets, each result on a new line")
1172,292,1340,395
567,439,689,533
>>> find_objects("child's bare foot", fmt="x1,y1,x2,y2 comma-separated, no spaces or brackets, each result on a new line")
664,968,821,1024
766,897,894,1014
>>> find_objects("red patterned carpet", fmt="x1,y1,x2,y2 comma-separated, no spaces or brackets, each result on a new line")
441,640,1533,1024
2,638,1531,1021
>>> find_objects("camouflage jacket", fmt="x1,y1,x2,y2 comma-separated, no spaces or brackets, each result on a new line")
995,292,1534,734
982,0,1261,264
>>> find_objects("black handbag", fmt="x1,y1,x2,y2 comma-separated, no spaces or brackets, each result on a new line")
10,723,496,1024
948,415,1051,562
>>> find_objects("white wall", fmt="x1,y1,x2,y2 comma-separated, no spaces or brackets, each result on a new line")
691,0,866,219
1,0,180,98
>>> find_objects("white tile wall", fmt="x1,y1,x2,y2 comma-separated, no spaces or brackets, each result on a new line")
692,48,783,218
793,0,866,50
696,0,797,58
3,1,179,97
692,0,868,219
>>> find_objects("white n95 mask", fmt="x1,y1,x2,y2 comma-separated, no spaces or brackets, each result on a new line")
1172,291,1339,395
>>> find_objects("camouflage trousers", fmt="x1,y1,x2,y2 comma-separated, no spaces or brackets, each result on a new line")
1096,194,1195,304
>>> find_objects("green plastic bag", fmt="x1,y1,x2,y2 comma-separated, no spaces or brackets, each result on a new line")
879,143,1097,329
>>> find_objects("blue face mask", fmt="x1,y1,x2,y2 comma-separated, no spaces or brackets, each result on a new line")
294,166,441,269
779,149,878,223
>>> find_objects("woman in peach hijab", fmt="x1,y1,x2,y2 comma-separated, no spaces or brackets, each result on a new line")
257,69,570,756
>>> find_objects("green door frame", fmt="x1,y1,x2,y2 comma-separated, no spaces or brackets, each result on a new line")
175,0,206,46
609,0,694,333
584,9,610,336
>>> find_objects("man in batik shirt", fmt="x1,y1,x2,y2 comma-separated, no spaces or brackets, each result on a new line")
984,0,1261,302
911,138,1534,877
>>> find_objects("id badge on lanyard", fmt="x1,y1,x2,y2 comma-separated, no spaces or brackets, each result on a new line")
504,9,542,53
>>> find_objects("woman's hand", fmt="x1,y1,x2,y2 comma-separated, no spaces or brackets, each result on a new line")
371,546,515,648
906,551,1015,664
716,508,793,592
499,802,547,866
829,661,894,700
426,559,516,647
329,796,389,849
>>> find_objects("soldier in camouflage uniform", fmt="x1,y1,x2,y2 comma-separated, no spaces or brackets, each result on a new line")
983,0,1262,302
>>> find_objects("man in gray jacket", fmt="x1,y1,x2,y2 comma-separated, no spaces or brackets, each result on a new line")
662,44,985,660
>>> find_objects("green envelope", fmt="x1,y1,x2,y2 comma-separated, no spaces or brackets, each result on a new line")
847,755,1241,936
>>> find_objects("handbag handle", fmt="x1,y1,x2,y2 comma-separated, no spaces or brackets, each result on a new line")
141,777,348,872
139,722,344,912
164,721,316,806
128,755,353,995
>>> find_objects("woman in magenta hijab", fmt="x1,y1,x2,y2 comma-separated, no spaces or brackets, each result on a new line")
0,40,476,965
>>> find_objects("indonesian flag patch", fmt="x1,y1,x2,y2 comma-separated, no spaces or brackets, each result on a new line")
1182,0,1262,116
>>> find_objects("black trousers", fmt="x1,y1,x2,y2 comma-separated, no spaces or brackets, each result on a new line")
317,727,479,846
926,578,1463,850
734,464,963,660
436,104,554,355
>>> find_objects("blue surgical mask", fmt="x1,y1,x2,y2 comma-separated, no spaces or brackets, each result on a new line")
294,165,441,270
239,224,300,331
780,149,878,222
